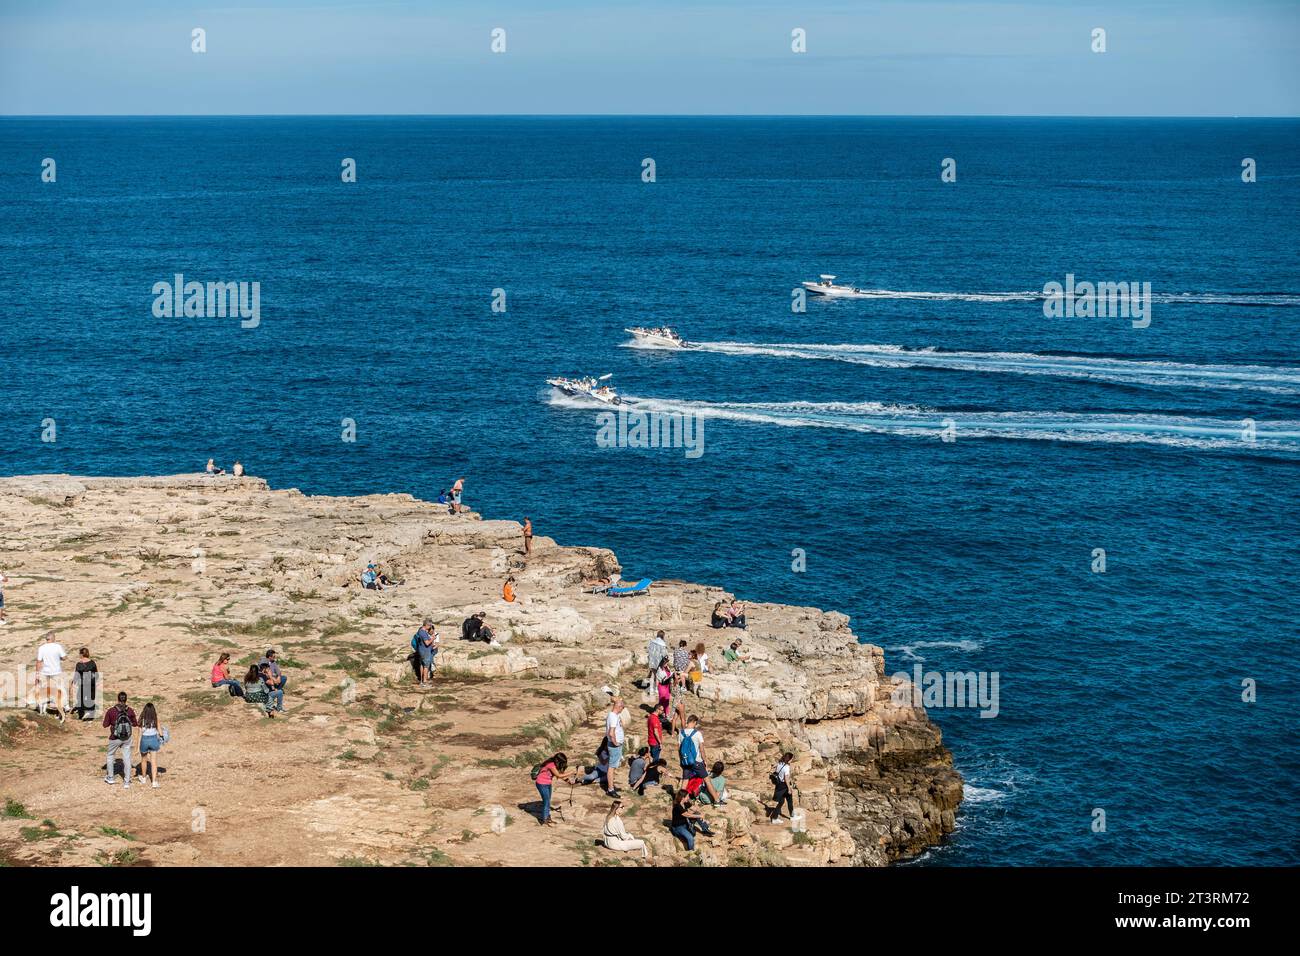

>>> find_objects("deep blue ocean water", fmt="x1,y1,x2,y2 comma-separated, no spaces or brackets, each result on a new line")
1,117,1297,865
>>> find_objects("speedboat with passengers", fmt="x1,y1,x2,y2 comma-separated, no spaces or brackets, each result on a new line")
546,373,621,405
624,326,688,348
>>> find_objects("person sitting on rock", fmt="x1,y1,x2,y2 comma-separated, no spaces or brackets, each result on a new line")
232,461,244,477
727,601,747,630
710,601,729,629
575,738,616,797
669,787,711,851
697,761,728,806
502,577,517,603
602,801,647,859
241,665,275,717
210,651,243,697
461,611,496,644
361,564,384,590
205,458,225,475
258,650,287,712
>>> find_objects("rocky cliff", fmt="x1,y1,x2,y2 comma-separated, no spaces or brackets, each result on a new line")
0,474,960,867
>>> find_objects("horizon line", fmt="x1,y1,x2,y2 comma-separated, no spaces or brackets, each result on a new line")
3,113,1298,120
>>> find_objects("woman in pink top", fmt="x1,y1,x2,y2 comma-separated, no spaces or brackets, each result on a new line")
210,652,243,697
533,752,573,826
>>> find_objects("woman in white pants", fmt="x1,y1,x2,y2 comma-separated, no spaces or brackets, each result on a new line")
602,801,647,859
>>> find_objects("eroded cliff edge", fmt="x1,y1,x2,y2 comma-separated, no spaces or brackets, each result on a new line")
0,474,960,867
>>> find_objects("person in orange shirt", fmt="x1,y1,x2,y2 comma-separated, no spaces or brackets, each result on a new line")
503,577,516,603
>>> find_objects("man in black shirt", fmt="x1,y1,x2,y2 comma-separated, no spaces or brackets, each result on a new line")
461,611,495,644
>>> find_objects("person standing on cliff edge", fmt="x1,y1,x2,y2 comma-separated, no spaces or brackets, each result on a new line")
522,517,533,556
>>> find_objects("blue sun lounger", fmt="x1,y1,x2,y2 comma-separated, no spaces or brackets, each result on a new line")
606,578,652,597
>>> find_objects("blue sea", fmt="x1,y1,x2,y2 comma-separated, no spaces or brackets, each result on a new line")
2,117,1297,866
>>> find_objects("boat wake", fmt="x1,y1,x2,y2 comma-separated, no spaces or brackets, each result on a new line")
811,289,1300,307
618,396,1300,453
690,341,1300,394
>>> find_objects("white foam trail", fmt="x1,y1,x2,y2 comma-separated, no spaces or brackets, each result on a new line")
619,396,1300,453
812,289,1300,306
692,342,1300,394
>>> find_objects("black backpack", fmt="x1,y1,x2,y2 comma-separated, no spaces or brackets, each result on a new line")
112,708,133,742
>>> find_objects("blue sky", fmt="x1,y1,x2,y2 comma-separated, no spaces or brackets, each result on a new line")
1,0,1296,115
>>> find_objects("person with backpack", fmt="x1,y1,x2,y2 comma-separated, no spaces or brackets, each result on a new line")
138,702,169,789
531,752,575,826
412,618,439,685
768,751,795,823
678,715,721,804
102,692,138,788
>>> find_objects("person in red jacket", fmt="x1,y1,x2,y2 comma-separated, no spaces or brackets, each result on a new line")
102,691,138,788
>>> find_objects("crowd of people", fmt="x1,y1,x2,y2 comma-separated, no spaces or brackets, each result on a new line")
209,648,288,716
529,614,795,860
10,472,791,861
25,635,171,788
20,628,285,794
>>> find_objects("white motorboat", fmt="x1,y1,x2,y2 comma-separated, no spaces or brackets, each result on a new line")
546,373,621,405
802,274,870,298
625,326,688,348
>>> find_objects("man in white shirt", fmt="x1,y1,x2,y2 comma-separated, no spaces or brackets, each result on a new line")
605,698,627,777
35,631,68,723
